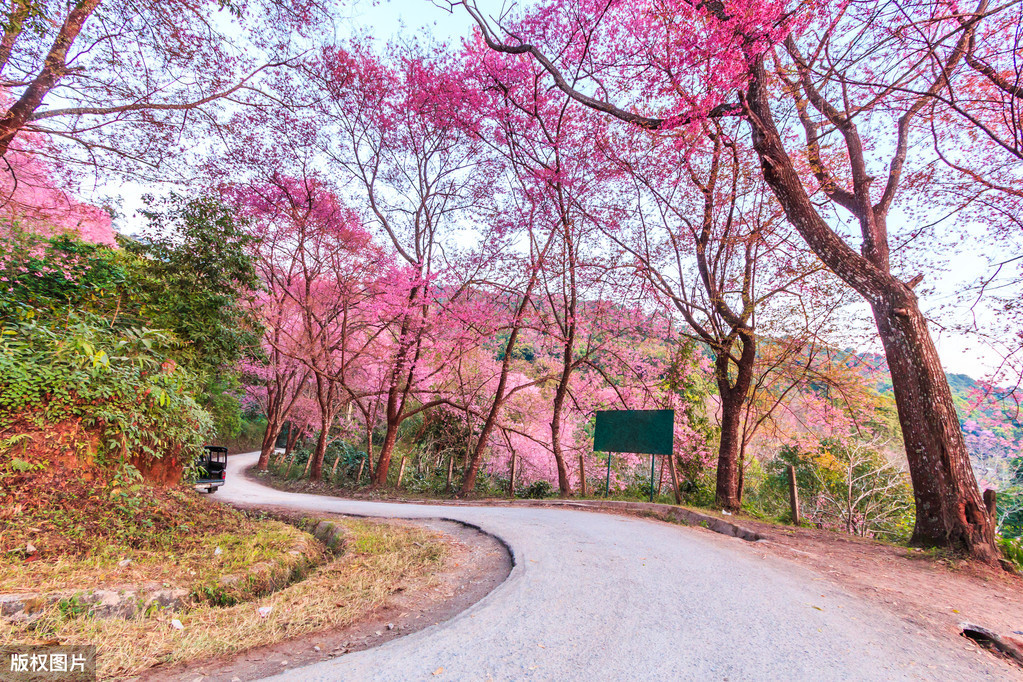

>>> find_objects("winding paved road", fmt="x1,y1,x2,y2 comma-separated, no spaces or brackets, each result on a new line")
222,453,1008,681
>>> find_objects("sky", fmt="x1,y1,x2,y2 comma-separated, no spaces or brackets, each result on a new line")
102,0,1007,380
107,0,475,227
346,0,480,41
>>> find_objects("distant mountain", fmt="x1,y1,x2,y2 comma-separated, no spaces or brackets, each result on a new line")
841,349,1022,477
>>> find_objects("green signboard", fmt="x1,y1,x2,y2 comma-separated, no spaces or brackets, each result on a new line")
593,409,674,455
594,410,675,501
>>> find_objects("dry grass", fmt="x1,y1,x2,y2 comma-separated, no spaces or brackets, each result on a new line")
0,519,446,680
0,520,316,596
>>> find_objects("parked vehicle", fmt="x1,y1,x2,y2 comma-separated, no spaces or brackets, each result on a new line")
195,445,227,493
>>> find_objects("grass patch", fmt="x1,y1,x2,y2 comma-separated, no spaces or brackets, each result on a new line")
0,518,445,680
0,486,318,597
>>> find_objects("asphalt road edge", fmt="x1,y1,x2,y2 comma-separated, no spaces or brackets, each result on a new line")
243,463,763,543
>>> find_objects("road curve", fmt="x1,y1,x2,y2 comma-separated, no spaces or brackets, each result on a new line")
221,453,1006,681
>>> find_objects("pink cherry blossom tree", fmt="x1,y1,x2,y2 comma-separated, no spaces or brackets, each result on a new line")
308,42,504,485
0,0,326,178
453,0,1015,560
232,172,382,481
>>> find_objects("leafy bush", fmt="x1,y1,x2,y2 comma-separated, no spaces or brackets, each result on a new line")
125,193,260,376
519,480,555,499
0,227,128,314
325,441,368,484
0,194,264,478
997,536,1023,571
0,310,212,476
741,456,789,520
748,440,915,540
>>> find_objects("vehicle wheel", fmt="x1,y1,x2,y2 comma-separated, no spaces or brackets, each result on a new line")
208,487,217,494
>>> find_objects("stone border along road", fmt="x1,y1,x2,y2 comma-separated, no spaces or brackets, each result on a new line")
221,452,1014,681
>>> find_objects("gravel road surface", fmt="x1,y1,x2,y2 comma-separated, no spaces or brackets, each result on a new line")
222,452,1011,681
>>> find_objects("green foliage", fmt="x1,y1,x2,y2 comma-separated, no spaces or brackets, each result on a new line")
117,193,262,436
739,456,785,519
518,480,555,499
0,227,129,315
191,584,240,608
324,441,368,484
997,536,1023,571
419,410,473,461
125,193,260,376
0,195,260,479
0,309,213,471
665,340,716,437
744,439,915,540
204,373,246,440
56,594,94,621
996,456,1023,538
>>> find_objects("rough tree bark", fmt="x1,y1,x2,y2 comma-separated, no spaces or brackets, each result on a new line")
713,331,756,511
744,55,995,559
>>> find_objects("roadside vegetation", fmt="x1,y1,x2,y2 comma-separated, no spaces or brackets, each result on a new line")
0,514,444,680
261,424,919,544
0,479,315,596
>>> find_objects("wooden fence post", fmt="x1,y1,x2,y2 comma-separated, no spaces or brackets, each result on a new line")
667,454,682,505
578,454,587,497
397,456,407,489
330,452,341,481
508,451,516,498
788,464,800,525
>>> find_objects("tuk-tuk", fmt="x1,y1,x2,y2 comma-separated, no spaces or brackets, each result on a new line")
195,445,228,493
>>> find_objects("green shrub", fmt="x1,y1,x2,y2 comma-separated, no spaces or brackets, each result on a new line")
749,440,914,539
519,480,555,499
0,310,212,475
998,536,1023,571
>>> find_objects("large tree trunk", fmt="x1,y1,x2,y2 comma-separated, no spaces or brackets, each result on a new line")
715,387,744,511
744,55,996,560
712,333,756,512
309,371,338,482
550,352,574,496
374,419,399,486
550,405,572,496
310,426,329,481
872,293,995,558
257,420,279,470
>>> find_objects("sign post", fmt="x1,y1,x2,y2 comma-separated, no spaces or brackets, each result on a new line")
649,454,656,502
594,409,674,501
605,451,613,497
